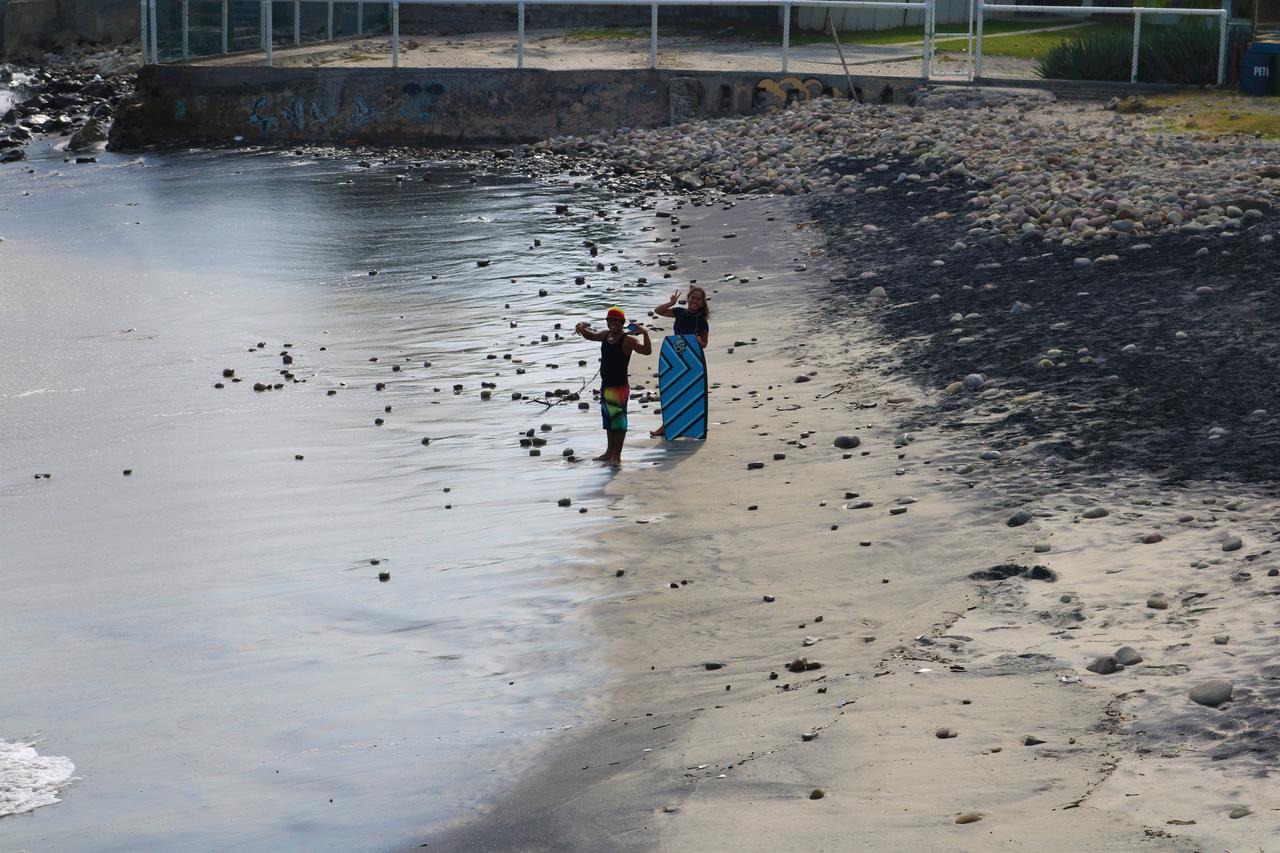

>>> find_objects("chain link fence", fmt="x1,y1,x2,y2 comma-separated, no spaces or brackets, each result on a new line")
974,2,1228,85
140,0,939,74
138,0,1231,85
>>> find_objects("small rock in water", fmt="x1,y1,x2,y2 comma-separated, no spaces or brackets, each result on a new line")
1022,735,1046,746
963,373,985,391
935,727,958,739
763,594,776,603
833,435,860,450
378,571,391,582
1189,679,1233,708
809,789,825,800
1214,634,1230,645
954,813,982,824
1081,506,1109,519
1147,595,1169,610
1222,535,1243,552
1007,510,1033,527
1228,806,1252,819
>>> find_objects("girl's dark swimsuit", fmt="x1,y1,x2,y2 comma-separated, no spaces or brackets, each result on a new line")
672,306,709,338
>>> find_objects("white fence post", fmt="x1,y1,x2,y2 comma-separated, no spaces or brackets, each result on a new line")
974,0,984,79
781,0,790,74
650,2,658,69
140,0,149,64
922,0,934,78
182,0,190,58
517,1,525,68
1130,10,1141,83
222,0,229,52
265,0,274,65
149,0,159,62
1217,4,1229,87
392,1,400,67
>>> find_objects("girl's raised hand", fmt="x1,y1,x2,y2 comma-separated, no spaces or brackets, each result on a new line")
670,289,681,303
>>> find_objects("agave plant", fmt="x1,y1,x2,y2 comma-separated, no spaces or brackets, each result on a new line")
1036,29,1133,81
1037,17,1221,84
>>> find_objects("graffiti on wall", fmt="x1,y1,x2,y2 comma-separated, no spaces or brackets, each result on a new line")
398,82,445,124
243,83,444,138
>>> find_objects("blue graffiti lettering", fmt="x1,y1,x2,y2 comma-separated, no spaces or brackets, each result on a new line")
248,95,279,136
351,95,380,128
282,97,306,132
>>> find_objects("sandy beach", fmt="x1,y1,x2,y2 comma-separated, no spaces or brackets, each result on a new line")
6,69,1280,850
433,93,1280,851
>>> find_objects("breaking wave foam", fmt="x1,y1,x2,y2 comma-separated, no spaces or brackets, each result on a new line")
0,740,76,818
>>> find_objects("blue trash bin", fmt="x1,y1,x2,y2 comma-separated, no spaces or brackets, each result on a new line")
1240,50,1274,95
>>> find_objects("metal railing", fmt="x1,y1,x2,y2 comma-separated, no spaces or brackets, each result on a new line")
976,1,1229,85
139,0,936,73
138,0,1234,87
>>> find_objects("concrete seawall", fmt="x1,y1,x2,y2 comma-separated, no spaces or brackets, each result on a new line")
110,65,921,148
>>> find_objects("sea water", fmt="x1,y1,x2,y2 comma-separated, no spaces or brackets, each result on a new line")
0,141,660,850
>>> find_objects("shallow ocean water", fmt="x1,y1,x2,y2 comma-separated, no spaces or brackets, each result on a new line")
0,141,662,850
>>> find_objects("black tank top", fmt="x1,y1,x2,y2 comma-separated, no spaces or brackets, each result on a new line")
600,335,629,387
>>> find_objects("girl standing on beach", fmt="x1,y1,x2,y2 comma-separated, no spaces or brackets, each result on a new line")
650,287,710,439
575,306,652,467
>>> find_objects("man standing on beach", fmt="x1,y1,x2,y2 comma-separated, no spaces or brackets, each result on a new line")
575,306,651,467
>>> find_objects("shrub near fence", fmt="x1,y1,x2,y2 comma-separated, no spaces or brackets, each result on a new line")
1037,18,1222,84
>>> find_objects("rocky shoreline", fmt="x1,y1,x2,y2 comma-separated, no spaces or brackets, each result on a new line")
542,88,1280,483
543,87,1278,245
0,46,139,163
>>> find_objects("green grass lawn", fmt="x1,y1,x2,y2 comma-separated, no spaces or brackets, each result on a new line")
937,22,1133,59
565,18,1134,60
565,27,648,41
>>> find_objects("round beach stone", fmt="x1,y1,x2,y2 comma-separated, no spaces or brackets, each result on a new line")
1115,646,1143,666
1086,655,1122,675
833,435,861,450
1082,506,1109,519
1007,509,1033,527
1189,679,1233,708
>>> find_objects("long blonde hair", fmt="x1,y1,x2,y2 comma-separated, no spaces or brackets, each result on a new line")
687,286,711,320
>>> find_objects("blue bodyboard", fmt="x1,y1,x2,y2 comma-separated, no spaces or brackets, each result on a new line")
658,334,708,440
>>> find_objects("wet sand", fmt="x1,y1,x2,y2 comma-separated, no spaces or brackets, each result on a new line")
430,193,1278,851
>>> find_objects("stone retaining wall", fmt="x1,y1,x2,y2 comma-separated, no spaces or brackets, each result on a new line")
110,64,920,148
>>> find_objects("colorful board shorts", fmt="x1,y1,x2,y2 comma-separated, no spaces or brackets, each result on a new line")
600,385,630,432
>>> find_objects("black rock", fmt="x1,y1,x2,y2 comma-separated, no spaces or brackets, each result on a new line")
1086,655,1122,675
833,435,860,450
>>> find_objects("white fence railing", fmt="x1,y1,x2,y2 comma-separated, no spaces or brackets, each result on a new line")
138,0,1234,87
977,1,1228,85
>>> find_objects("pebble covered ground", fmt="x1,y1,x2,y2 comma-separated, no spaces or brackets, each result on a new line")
544,87,1280,483
1,47,140,163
